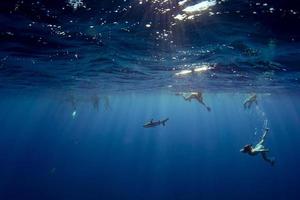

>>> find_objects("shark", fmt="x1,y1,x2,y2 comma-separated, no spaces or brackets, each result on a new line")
143,118,169,128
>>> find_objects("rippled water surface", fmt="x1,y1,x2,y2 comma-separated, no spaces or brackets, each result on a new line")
1,0,300,92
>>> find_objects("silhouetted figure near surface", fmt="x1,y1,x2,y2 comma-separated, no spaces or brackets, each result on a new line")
103,96,111,111
244,94,257,109
91,95,100,112
177,92,211,111
240,128,275,166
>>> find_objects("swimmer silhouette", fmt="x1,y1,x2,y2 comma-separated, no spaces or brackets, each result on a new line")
178,92,211,111
244,94,257,109
91,95,100,112
103,96,111,111
240,128,275,166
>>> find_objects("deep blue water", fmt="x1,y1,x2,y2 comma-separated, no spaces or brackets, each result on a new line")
1,0,300,199
0,93,300,199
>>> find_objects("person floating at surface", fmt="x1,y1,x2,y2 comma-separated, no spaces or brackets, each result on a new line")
243,94,257,109
240,128,275,166
178,92,211,111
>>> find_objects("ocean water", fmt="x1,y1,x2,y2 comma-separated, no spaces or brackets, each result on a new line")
1,0,300,199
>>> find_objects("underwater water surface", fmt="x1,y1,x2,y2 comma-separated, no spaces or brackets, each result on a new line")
1,0,300,199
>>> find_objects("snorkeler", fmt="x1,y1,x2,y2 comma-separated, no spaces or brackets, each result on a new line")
178,92,211,111
240,128,275,166
243,94,257,109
